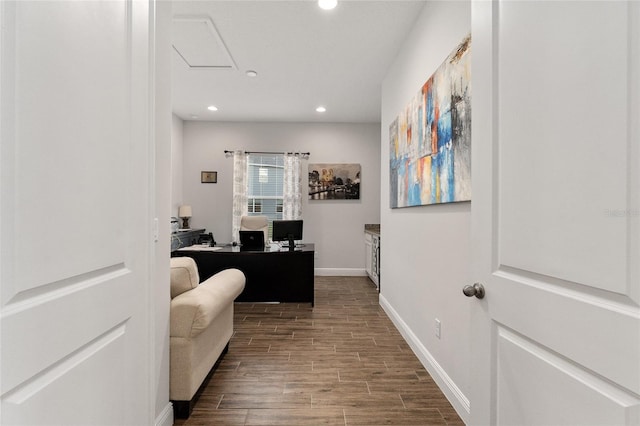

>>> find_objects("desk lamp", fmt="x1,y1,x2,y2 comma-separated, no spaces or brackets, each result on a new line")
178,205,192,229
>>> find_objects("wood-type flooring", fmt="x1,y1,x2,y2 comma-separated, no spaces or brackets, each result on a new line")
174,276,464,425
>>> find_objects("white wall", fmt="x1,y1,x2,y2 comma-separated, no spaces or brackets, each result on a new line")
154,2,173,425
179,121,380,273
171,114,184,218
380,1,471,421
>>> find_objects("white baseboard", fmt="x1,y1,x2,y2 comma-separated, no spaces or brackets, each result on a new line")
379,294,470,423
315,268,367,276
155,402,173,426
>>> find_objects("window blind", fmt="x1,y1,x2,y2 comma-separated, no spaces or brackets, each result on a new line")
247,154,284,235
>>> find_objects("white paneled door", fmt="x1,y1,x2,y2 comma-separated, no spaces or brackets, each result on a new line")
470,1,640,424
1,1,154,424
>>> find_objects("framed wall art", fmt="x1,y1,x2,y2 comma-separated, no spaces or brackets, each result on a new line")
389,34,471,208
201,171,217,183
309,163,361,200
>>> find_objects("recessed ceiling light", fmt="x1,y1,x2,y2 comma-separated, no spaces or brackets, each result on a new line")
316,106,327,113
318,0,337,10
191,115,199,119
207,105,218,111
246,70,258,77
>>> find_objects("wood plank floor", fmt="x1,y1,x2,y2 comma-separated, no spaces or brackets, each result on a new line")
174,276,464,426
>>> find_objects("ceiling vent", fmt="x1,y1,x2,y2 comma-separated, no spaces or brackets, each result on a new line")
172,16,237,69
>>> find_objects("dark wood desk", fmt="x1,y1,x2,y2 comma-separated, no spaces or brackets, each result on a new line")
172,244,315,306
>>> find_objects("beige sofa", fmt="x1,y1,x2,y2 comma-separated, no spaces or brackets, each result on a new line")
169,257,245,418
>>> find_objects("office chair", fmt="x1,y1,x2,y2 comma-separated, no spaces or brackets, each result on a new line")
198,232,216,246
240,215,269,246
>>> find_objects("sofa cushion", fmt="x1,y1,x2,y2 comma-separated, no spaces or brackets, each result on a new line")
170,268,246,338
170,257,200,298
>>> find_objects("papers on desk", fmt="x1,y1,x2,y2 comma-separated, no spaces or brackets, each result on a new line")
178,245,223,252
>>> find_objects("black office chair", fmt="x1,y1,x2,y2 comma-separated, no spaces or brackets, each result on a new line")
197,232,216,246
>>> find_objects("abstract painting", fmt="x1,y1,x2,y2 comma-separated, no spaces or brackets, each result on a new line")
389,34,471,208
309,163,361,200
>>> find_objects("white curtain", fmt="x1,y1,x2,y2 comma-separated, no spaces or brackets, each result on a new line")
231,150,248,243
283,153,303,220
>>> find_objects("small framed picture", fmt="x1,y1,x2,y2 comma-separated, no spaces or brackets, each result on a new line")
201,171,217,183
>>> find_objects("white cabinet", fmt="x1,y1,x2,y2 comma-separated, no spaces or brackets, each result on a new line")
364,231,380,289
365,233,373,277
371,234,380,289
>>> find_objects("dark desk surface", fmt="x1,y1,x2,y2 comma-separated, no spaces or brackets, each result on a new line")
172,243,315,305
177,243,314,254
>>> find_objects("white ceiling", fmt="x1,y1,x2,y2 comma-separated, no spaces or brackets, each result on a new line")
171,0,426,123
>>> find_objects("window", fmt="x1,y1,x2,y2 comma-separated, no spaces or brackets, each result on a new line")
247,154,284,237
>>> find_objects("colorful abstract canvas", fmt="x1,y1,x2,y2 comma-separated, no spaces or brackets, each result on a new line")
389,34,471,208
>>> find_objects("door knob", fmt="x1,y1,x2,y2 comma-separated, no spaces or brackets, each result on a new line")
463,283,485,299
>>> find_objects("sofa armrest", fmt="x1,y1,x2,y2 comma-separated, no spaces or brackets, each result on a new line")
170,268,245,339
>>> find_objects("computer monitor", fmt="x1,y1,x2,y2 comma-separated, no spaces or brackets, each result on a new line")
272,220,303,249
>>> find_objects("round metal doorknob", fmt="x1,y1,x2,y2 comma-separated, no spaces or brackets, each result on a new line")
463,283,485,299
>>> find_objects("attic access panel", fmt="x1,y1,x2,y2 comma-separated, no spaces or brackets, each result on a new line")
172,16,237,69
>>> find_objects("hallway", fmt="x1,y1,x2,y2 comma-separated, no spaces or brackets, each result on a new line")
174,276,464,425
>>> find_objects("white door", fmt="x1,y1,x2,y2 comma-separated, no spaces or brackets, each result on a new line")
1,1,154,424
470,1,640,424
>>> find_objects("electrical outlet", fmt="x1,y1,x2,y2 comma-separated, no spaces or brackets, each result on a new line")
435,318,441,339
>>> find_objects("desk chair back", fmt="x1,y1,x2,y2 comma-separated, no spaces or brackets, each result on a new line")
240,215,269,245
